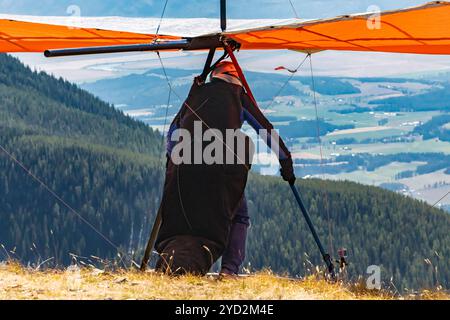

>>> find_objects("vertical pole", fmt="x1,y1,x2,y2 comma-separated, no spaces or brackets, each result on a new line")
220,0,227,32
140,204,163,271
290,185,335,277
196,48,217,85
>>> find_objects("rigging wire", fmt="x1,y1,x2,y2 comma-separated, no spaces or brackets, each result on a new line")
161,85,172,140
264,54,309,112
0,143,137,267
140,0,172,269
156,51,193,230
155,0,169,37
288,0,300,19
253,52,337,256
155,51,172,222
141,52,173,264
154,0,172,142
308,54,335,257
157,52,173,157
432,191,450,208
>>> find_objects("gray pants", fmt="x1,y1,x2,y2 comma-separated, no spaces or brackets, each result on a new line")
221,195,250,275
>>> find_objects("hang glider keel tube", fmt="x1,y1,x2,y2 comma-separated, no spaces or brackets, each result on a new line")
44,36,234,58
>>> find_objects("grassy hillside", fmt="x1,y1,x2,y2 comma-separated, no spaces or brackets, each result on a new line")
0,54,449,293
1,263,448,300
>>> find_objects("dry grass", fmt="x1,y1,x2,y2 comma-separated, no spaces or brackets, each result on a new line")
0,262,448,300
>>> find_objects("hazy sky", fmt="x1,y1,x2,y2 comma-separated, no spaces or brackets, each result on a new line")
0,0,430,19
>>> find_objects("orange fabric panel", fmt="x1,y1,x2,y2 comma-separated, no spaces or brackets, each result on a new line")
227,1,450,54
0,19,179,53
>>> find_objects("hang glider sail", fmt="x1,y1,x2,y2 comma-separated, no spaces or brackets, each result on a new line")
225,1,450,54
0,19,178,53
0,1,449,56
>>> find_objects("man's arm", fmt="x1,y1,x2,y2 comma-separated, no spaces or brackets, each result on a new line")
241,93,290,159
241,93,296,184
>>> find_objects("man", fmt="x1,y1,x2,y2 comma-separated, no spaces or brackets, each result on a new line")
155,61,295,275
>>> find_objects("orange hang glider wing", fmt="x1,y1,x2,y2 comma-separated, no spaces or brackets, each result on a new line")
226,1,450,54
0,19,180,53
1,1,449,56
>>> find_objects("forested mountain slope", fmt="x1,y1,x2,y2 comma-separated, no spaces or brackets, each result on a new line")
0,54,448,290
0,54,161,155
246,175,449,290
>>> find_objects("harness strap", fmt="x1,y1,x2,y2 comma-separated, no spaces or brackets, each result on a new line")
196,49,229,85
196,48,216,85
224,45,257,108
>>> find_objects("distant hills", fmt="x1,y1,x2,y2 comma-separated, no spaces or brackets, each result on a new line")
82,68,442,113
370,84,450,112
0,53,449,290
81,69,362,112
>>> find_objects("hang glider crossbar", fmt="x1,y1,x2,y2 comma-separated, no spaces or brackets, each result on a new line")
44,35,240,58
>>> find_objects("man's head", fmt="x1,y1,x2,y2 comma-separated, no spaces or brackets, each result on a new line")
210,61,242,86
